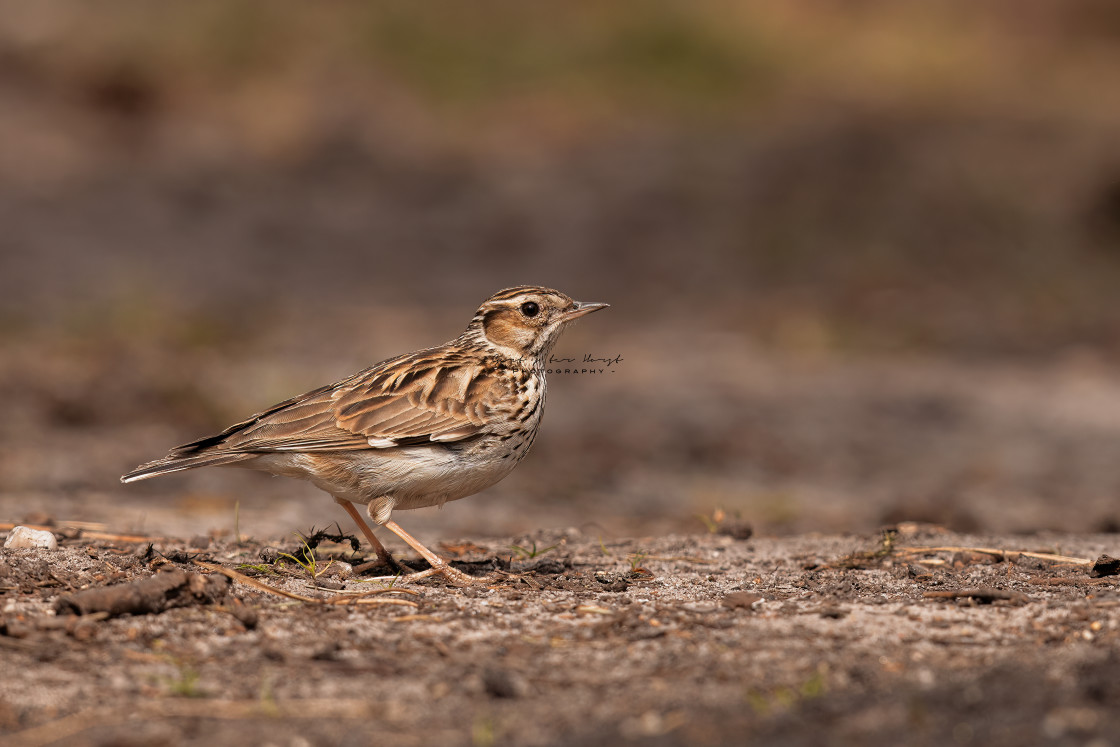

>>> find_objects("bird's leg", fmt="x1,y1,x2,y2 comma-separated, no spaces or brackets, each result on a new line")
382,519,494,587
333,497,398,568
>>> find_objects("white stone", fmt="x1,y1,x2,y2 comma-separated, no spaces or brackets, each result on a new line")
3,526,59,550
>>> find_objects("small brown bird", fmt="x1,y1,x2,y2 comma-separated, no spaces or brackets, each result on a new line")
122,286,608,585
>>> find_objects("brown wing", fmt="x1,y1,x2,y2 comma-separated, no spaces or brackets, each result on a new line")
172,351,513,456
334,359,502,446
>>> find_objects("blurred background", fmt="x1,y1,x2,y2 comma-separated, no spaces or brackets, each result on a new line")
2,0,1120,542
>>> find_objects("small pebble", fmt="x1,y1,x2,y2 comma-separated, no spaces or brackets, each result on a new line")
1090,554,1120,578
258,547,281,563
681,602,718,614
228,600,259,629
320,561,353,580
717,521,754,541
4,526,59,550
908,563,932,579
483,667,526,698
722,591,763,610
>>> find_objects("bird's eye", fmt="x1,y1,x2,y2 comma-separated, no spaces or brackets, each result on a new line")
520,302,540,318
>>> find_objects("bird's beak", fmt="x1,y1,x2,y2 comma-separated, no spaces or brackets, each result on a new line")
563,301,610,320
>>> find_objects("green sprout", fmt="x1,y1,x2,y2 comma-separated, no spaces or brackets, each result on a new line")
277,534,334,580
695,507,726,534
164,661,205,698
508,540,558,559
627,551,651,575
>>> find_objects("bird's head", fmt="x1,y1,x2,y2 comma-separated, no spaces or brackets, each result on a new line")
468,286,609,363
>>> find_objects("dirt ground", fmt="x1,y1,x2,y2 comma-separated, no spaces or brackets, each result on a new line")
4,5,1120,744
1,521,1119,747
6,340,1120,747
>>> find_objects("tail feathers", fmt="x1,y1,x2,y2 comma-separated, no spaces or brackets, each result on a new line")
120,452,253,483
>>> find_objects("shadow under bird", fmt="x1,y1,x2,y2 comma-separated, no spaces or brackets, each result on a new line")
121,286,609,585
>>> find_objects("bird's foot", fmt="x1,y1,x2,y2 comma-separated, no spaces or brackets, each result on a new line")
362,565,500,588
352,552,411,577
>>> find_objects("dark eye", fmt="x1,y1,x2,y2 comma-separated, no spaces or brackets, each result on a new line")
520,301,540,317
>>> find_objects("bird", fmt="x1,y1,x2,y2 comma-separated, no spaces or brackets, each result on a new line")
121,286,609,586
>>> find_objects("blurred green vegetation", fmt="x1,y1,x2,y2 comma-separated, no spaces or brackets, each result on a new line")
361,4,776,113
17,2,784,119
1,0,1119,358
19,1,1120,123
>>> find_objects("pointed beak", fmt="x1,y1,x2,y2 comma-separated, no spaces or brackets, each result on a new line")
563,300,610,321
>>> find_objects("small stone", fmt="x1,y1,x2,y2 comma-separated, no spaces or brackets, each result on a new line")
311,641,342,661
681,602,718,614
258,547,281,563
722,591,763,610
228,599,258,630
908,563,932,579
319,561,353,580
482,667,526,698
4,526,58,550
593,570,629,592
1,618,33,638
1090,554,1120,578
717,521,754,541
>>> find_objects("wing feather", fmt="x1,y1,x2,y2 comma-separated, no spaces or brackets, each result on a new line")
170,353,515,456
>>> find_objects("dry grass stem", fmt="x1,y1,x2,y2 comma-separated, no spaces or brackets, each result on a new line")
192,560,418,607
897,546,1092,565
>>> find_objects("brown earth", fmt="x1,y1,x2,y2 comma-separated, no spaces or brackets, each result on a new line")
2,523,1119,747
3,4,1120,745
6,338,1120,747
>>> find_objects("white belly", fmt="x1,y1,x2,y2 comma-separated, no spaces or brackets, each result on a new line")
247,435,528,513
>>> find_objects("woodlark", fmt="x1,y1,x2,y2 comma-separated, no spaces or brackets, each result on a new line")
122,286,608,585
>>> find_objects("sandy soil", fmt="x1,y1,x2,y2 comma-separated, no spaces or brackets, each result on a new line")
3,7,1120,743
1,522,1119,747
5,317,1120,746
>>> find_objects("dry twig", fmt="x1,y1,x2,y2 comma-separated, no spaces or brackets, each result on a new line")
191,560,418,607
898,546,1092,565
923,588,1030,605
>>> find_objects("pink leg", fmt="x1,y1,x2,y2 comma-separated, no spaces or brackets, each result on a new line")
383,520,494,587
334,498,395,566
